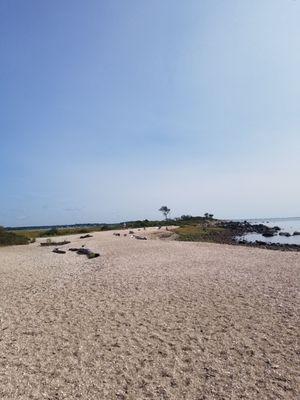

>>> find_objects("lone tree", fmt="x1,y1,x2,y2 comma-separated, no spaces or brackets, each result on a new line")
159,206,171,220
204,213,214,220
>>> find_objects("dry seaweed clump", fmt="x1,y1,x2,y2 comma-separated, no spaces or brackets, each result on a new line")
40,239,71,246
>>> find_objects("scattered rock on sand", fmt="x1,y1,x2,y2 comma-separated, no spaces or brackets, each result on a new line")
134,235,147,240
69,247,100,259
52,248,66,254
1,229,299,398
41,240,71,247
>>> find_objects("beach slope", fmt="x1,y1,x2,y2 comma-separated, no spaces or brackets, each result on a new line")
0,229,299,399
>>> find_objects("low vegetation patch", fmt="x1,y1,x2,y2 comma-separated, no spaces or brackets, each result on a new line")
10,226,107,239
0,227,31,246
174,225,228,243
40,227,92,237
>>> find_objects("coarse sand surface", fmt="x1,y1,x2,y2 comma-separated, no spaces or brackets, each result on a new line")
0,228,299,399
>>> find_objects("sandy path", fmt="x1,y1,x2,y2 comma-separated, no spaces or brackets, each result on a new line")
0,229,299,399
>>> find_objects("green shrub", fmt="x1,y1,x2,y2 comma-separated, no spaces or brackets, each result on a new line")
0,227,31,246
41,228,59,237
174,225,225,242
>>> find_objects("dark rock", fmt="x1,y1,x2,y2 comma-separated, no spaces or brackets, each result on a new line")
52,248,66,254
80,234,93,239
256,240,267,245
69,247,100,258
76,248,100,258
215,220,300,252
262,232,275,238
41,240,70,247
134,235,147,240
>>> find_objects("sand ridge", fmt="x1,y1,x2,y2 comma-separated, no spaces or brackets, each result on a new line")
0,228,299,399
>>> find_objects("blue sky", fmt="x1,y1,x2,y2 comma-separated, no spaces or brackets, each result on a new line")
1,0,300,226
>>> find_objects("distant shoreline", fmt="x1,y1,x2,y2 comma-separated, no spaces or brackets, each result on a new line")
6,216,300,230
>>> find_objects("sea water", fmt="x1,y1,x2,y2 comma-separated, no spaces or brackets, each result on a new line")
240,217,300,245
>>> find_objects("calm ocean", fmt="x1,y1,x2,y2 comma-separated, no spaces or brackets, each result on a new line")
240,217,300,245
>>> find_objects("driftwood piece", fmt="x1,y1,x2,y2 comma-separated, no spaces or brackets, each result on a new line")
80,234,93,239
